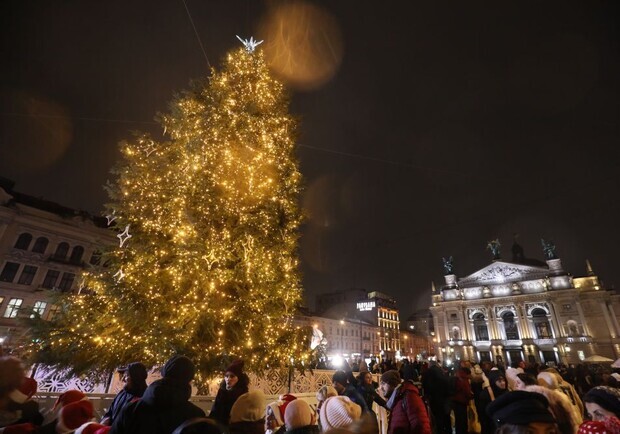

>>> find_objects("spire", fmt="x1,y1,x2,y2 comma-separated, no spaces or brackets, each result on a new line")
586,259,595,276
431,281,437,294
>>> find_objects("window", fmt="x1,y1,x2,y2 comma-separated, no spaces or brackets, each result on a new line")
47,305,61,320
3,298,23,318
532,308,552,339
70,246,84,264
450,313,458,319
32,237,49,254
0,262,20,282
54,242,70,260
473,313,489,341
58,273,75,292
17,265,38,285
89,250,102,265
14,233,32,250
42,269,60,289
502,312,520,340
31,301,47,318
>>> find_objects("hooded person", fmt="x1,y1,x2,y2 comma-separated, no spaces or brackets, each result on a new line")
228,390,265,434
522,379,581,434
331,371,368,414
544,368,584,419
208,360,249,426
478,370,508,434
584,387,620,422
283,399,318,434
110,355,205,434
101,363,148,426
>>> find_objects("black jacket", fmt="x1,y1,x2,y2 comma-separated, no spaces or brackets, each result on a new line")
103,384,146,424
285,425,320,434
208,378,249,425
110,378,205,434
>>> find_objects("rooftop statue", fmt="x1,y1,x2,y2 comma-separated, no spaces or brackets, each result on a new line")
442,256,454,275
541,238,558,260
487,238,501,260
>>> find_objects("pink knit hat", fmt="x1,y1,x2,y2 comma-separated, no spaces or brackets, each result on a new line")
319,396,362,431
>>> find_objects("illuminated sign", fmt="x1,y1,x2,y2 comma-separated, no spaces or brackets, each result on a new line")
357,301,376,311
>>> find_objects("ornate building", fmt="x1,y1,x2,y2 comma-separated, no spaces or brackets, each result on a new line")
430,241,620,367
0,179,113,353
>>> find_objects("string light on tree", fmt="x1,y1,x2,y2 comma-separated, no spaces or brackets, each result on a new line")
28,38,311,379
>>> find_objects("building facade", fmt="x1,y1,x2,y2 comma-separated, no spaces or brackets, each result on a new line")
0,179,113,354
430,245,620,367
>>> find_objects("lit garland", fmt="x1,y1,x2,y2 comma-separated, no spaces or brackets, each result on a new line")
28,45,310,377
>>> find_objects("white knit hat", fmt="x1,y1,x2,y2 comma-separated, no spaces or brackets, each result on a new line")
319,396,362,431
284,399,315,429
230,390,266,423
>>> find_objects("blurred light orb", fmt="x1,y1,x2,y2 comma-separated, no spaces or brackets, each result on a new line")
259,1,343,91
0,90,72,171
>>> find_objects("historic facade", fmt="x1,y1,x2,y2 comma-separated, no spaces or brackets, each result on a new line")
0,179,114,353
430,243,620,367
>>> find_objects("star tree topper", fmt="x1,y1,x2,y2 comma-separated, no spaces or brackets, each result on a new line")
236,35,263,52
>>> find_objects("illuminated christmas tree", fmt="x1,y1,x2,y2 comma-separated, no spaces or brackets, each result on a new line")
29,39,309,377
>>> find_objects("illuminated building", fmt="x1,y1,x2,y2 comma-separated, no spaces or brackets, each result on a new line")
0,179,113,353
430,241,620,366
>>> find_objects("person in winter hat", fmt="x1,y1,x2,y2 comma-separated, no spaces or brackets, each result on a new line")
38,390,90,434
356,371,386,416
486,390,557,433
266,394,297,434
332,371,368,413
208,360,249,426
319,396,361,432
0,357,27,428
56,400,95,434
578,418,620,434
478,371,508,434
228,390,265,434
283,399,318,434
521,380,581,434
5,378,43,427
101,362,148,426
110,355,205,434
171,417,228,434
585,387,620,421
380,369,430,434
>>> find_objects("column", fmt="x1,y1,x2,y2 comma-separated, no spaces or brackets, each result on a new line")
547,302,560,339
488,306,498,339
575,301,591,336
608,302,620,337
515,304,528,339
600,302,617,339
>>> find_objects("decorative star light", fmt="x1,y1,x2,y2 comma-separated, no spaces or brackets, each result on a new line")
144,141,157,157
117,225,133,248
113,268,125,282
236,35,263,52
105,212,117,226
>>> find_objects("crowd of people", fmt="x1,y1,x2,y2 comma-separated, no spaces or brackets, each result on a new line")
1,355,620,434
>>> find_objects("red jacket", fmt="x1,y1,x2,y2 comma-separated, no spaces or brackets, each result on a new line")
387,381,431,434
450,370,473,405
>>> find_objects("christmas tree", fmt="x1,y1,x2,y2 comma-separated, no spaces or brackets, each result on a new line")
29,39,309,378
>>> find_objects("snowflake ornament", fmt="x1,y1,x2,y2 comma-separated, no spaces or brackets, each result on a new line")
113,268,125,282
117,225,132,248
236,35,263,52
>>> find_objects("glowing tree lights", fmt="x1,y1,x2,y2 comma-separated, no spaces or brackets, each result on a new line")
29,42,309,377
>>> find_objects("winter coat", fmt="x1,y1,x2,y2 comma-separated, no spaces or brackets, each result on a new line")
109,378,205,434
357,383,387,412
229,419,264,434
450,370,473,406
523,385,582,434
208,376,249,425
343,384,369,413
285,425,320,434
421,365,450,405
102,385,146,424
386,381,431,434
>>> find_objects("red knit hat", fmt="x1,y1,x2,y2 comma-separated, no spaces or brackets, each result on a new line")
56,400,94,434
75,422,108,434
8,377,37,404
0,423,36,434
52,390,87,411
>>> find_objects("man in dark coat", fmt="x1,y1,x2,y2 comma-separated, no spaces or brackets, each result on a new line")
110,355,205,434
421,361,452,434
380,370,430,434
332,370,369,413
102,362,149,425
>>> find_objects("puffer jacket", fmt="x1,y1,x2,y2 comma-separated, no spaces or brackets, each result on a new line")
386,381,431,434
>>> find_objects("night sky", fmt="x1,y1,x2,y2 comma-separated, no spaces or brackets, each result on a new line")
2,1,619,317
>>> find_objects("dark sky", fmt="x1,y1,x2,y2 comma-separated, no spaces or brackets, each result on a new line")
2,1,619,318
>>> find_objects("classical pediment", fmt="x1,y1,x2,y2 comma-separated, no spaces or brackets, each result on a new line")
458,261,548,287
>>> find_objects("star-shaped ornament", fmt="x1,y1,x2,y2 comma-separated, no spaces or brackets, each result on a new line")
117,225,133,248
236,35,263,52
144,141,157,157
105,212,117,226
113,268,125,282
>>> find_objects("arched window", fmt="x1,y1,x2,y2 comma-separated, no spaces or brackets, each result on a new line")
502,311,520,340
69,246,84,264
54,242,70,260
14,233,32,250
32,237,49,254
473,313,489,341
532,308,552,339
